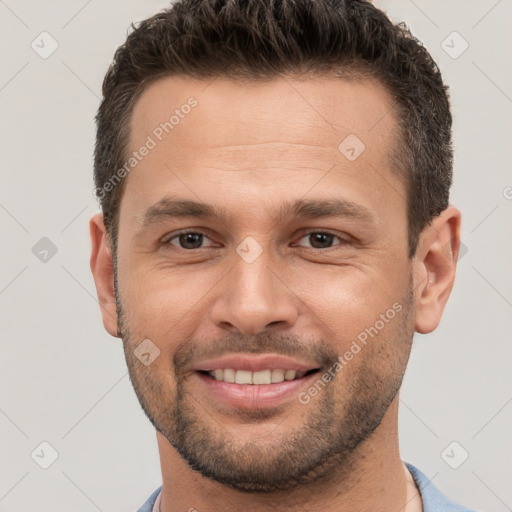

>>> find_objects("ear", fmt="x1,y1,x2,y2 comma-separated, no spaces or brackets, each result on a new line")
413,206,462,334
89,212,120,338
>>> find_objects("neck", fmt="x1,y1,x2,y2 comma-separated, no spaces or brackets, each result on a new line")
156,397,417,512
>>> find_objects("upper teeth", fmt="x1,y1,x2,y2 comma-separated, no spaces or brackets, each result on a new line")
208,369,302,384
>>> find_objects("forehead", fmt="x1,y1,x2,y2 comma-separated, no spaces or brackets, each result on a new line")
129,74,397,156
121,74,403,228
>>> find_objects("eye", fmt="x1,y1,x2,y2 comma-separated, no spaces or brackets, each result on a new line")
164,231,217,250
294,231,347,249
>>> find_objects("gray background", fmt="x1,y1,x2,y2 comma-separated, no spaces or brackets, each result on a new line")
0,0,511,510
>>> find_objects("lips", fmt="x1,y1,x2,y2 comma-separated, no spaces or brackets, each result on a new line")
193,353,321,408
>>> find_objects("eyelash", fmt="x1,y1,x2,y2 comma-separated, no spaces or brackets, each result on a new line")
163,229,349,250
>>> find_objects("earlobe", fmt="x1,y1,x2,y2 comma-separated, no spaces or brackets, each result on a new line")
413,206,461,334
89,212,120,338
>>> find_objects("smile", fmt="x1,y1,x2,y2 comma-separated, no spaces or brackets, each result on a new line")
193,354,322,409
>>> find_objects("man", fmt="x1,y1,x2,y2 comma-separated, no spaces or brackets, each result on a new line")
89,0,476,510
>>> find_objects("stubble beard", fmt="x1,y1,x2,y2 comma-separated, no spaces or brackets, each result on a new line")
116,276,415,493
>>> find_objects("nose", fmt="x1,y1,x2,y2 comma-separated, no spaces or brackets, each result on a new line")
209,248,299,335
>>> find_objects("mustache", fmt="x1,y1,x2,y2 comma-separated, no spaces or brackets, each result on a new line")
173,331,339,375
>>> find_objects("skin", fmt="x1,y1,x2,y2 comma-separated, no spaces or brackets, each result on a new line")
90,75,461,512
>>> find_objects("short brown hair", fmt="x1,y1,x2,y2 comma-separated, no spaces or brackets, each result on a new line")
94,0,453,257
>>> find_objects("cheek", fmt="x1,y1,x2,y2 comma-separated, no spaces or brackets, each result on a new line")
294,265,413,387
295,266,406,343
118,262,217,348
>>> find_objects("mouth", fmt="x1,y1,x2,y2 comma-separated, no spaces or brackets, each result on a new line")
193,354,322,409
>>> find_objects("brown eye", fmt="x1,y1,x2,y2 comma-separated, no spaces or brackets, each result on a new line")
308,232,335,249
294,231,346,249
166,232,214,249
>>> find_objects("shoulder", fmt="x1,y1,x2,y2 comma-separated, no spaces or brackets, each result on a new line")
136,485,162,512
405,463,480,512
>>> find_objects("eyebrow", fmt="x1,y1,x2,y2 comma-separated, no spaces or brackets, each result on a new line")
138,196,376,230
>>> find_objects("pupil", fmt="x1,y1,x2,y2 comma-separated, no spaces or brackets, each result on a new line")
180,233,202,249
310,232,333,249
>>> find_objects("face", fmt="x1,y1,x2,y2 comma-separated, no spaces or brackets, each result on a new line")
112,75,417,492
